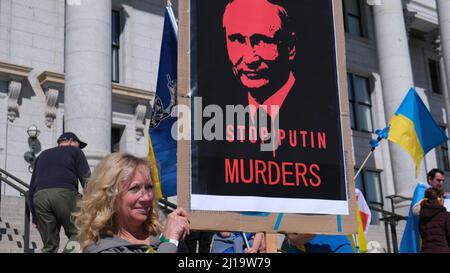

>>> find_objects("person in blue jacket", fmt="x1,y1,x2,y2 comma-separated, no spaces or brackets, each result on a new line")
286,233,355,253
211,232,265,253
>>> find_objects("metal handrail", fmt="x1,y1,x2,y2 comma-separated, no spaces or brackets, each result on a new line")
0,176,28,195
0,167,32,253
385,194,413,201
382,195,412,253
369,203,408,253
368,205,407,221
0,168,30,190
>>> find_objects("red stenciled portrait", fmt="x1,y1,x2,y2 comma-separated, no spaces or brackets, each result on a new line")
190,0,349,215
223,0,296,117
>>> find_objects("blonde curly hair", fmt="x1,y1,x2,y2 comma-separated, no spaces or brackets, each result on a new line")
73,152,161,251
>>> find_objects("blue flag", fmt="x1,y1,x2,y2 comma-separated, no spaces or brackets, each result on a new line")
148,5,178,198
388,88,448,176
399,182,428,253
288,235,355,253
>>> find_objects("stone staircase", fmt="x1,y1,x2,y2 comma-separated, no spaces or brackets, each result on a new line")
0,195,68,253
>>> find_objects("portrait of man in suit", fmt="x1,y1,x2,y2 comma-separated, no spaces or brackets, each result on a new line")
222,0,297,117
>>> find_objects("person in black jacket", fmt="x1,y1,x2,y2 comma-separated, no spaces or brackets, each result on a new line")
28,132,90,253
419,187,450,253
185,231,214,253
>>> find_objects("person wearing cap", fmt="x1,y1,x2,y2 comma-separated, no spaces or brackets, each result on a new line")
28,132,91,253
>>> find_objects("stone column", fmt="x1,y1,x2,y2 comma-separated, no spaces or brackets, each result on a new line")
372,0,426,196
427,31,450,137
437,0,450,109
65,0,112,166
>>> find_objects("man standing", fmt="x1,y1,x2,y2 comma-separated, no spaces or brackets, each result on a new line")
28,132,90,253
425,168,445,189
400,168,446,253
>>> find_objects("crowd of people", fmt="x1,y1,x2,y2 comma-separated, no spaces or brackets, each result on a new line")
399,168,450,253
28,132,269,253
27,132,450,253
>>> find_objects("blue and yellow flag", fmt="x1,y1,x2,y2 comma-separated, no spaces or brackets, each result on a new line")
388,88,448,176
399,182,428,253
148,4,178,199
289,235,355,253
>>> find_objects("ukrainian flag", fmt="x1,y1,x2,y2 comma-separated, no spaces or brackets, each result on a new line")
388,88,448,176
399,182,428,253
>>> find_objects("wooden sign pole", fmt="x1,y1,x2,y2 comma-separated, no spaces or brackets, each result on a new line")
265,233,278,253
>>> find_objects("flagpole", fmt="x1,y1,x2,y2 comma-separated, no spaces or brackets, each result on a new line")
242,232,250,250
353,234,360,253
166,0,178,36
354,149,374,180
354,125,390,181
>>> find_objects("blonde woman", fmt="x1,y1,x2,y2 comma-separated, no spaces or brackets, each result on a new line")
74,153,189,253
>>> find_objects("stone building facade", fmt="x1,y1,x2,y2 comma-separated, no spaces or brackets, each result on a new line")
1,0,450,252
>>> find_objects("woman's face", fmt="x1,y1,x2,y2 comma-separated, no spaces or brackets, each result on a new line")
116,167,154,227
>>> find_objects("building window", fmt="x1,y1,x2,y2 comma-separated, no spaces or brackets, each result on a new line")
347,73,373,132
112,10,120,83
355,169,383,225
441,126,450,171
428,59,442,95
343,0,365,37
111,125,125,152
